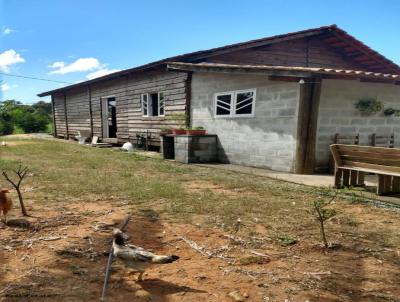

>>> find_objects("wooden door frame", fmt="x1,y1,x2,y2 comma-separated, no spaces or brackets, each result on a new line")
50,94,57,137
295,77,322,174
100,96,116,139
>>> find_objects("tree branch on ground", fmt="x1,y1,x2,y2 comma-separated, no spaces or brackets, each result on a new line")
2,164,29,216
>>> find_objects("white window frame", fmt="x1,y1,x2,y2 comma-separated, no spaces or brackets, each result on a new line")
214,89,256,118
158,92,165,117
141,92,165,117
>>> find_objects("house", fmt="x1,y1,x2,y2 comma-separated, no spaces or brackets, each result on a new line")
38,25,400,174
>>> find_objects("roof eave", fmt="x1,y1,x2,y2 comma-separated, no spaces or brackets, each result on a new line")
38,62,168,97
167,62,315,78
167,62,400,83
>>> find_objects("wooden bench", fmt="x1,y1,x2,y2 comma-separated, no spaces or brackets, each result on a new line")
330,144,400,195
329,133,360,173
334,133,360,145
371,133,394,148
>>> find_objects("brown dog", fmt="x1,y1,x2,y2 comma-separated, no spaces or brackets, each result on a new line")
0,189,12,224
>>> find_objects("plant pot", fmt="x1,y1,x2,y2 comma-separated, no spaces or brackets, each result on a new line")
172,129,186,135
383,109,396,117
185,130,207,135
160,129,172,135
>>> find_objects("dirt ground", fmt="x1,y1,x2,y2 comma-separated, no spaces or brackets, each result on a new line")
1,198,400,302
1,136,400,301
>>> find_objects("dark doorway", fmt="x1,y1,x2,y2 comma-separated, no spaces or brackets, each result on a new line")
162,136,175,159
107,98,117,138
150,93,159,116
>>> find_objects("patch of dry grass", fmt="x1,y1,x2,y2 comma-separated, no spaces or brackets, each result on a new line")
1,137,399,249
2,137,400,301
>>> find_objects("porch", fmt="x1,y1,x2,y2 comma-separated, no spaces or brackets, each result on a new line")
195,163,400,207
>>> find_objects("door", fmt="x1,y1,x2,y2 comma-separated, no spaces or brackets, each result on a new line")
101,97,117,138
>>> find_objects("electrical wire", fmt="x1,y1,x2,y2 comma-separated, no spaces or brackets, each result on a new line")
0,72,72,84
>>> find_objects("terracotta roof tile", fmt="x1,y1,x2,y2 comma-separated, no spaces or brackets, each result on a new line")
167,62,400,81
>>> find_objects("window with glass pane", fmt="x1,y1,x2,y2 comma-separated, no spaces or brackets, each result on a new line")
141,94,148,116
142,92,165,117
235,91,254,115
216,93,232,116
159,92,165,116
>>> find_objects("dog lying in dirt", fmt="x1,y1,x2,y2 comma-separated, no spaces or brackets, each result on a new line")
0,189,12,224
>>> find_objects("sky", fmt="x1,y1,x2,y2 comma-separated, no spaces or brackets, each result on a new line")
0,0,399,104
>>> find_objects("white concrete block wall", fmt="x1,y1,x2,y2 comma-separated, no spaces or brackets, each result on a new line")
191,73,300,172
316,79,400,171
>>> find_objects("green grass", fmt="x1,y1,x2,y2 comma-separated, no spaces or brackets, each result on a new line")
1,136,399,249
12,125,25,134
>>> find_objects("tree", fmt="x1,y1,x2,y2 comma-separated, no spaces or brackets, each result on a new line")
0,111,13,135
32,101,52,115
0,99,52,134
2,165,29,216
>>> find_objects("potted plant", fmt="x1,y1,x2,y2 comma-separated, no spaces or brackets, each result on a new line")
185,126,207,135
172,127,186,135
160,127,172,135
384,108,396,117
354,99,383,116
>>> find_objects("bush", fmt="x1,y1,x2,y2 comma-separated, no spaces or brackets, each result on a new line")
355,99,383,116
18,111,49,133
0,100,52,135
0,108,13,135
0,118,13,135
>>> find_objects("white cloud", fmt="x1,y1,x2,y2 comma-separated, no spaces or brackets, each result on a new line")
0,83,17,92
2,27,15,35
48,57,101,75
0,49,25,72
1,83,10,91
48,61,66,69
86,68,121,80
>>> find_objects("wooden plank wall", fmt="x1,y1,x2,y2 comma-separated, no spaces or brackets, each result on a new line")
207,36,366,70
51,68,188,145
65,88,91,137
53,93,67,137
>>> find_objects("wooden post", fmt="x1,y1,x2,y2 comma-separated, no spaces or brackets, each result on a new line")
100,98,103,140
342,169,350,187
377,175,385,195
371,133,376,146
334,168,343,188
357,172,365,186
389,134,394,148
63,92,69,139
101,215,131,302
350,171,357,186
145,130,149,151
88,86,94,137
392,176,400,193
329,144,343,167
51,94,57,137
383,175,392,193
355,133,360,145
334,133,339,144
295,77,322,174
185,72,193,129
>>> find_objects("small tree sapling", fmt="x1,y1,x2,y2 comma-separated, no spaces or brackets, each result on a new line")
2,165,29,216
310,193,337,248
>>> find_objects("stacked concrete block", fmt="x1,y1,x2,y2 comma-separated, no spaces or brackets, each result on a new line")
174,135,217,164
191,73,299,172
316,79,400,171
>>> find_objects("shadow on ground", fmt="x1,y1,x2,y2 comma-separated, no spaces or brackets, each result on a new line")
0,209,207,302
